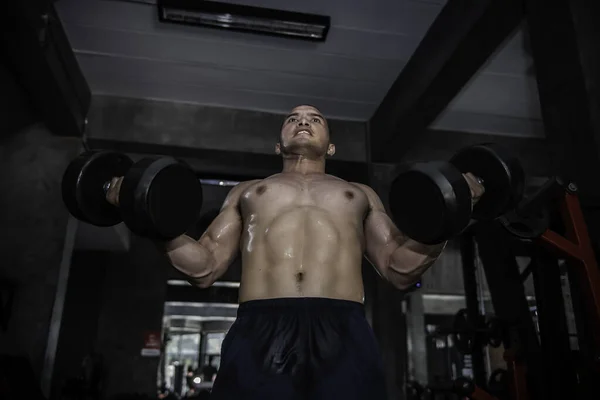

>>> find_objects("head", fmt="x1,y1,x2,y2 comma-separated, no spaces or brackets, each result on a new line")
275,105,335,159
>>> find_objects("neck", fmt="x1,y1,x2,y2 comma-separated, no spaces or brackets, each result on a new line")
281,154,326,175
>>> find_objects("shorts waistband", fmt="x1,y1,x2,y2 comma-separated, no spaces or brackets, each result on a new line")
237,297,364,316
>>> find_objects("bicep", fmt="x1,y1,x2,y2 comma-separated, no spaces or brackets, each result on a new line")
198,206,243,255
197,180,258,266
363,210,405,271
353,183,406,271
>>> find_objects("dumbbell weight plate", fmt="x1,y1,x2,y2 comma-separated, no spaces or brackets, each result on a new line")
119,157,203,240
450,144,525,220
62,151,133,226
499,207,550,239
389,161,472,245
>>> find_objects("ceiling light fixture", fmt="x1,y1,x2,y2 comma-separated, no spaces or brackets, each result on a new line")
157,0,330,41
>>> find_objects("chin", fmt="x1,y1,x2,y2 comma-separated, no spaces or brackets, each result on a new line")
283,147,326,159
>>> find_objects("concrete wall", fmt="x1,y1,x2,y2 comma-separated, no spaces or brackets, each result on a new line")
87,95,369,163
0,60,37,136
0,123,80,388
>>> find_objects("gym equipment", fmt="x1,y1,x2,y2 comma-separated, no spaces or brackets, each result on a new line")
423,377,499,400
498,176,563,239
405,381,423,400
62,152,133,227
389,144,524,244
487,369,509,398
62,151,203,240
452,309,504,354
499,207,550,239
497,176,600,399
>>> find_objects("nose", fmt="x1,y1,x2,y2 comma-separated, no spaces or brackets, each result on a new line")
298,117,309,126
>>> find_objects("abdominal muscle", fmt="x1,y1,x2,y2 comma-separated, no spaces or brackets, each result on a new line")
238,206,365,303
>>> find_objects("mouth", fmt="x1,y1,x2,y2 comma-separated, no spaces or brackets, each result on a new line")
294,129,313,137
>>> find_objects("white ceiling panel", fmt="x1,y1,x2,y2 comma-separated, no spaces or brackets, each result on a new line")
205,0,444,36
481,29,533,76
435,26,542,136
76,52,387,103
86,74,377,120
432,110,544,138
57,0,425,60
65,25,403,82
443,73,541,120
57,0,542,136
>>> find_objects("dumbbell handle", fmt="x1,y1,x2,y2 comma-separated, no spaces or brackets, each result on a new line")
103,176,124,207
103,180,112,195
464,173,485,207
464,172,485,188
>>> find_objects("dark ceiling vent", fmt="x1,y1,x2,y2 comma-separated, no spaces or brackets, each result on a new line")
157,0,330,41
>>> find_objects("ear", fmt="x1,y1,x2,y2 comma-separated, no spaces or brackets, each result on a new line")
275,142,281,155
327,143,336,157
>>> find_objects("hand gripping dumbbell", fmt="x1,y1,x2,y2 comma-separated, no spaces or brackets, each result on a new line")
62,151,203,240
389,143,525,244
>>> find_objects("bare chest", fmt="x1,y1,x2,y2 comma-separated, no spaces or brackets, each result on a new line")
240,176,368,218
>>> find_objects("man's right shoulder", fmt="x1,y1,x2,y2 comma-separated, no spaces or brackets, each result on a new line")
239,179,263,190
227,179,262,198
222,179,262,210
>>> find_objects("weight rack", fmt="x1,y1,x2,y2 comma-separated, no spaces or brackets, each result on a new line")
455,176,600,400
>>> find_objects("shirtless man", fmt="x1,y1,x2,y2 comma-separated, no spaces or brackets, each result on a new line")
108,105,483,399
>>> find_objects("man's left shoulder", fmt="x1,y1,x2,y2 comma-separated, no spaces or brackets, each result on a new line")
322,175,378,197
349,181,376,195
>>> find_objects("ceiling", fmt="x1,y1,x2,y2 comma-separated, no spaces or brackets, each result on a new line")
56,0,542,137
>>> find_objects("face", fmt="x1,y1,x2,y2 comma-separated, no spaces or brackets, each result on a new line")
276,105,335,158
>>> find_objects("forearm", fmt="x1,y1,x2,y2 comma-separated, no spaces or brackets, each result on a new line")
158,234,196,253
157,235,217,288
386,239,447,289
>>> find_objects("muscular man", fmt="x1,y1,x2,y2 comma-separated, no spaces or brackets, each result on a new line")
108,105,483,399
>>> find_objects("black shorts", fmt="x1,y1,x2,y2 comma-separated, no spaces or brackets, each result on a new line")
210,297,387,400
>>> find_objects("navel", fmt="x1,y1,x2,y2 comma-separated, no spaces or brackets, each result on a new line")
295,272,305,283
256,185,267,195
345,190,355,200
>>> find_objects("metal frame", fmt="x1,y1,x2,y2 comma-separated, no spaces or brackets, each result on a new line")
464,176,600,400
532,179,600,398
473,223,543,400
459,234,487,387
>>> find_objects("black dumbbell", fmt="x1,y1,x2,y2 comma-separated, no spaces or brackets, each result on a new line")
389,143,525,244
62,151,203,241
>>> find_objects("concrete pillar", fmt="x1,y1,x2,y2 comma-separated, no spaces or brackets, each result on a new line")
0,124,80,387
